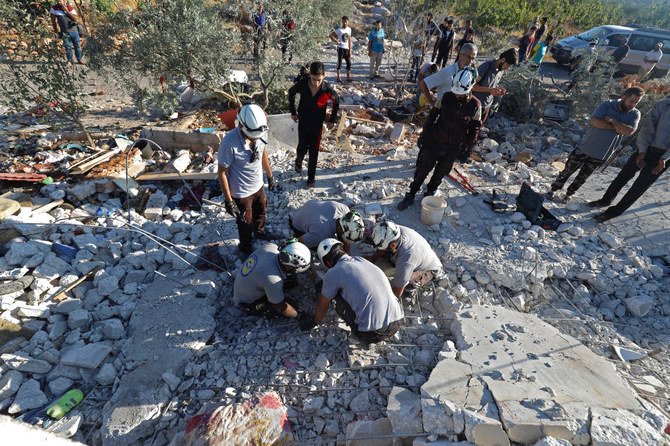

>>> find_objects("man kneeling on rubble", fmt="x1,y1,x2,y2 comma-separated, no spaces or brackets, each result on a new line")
368,220,443,298
298,239,404,345
234,240,312,319
289,199,365,252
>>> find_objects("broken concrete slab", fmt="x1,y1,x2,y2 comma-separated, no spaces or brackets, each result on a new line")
60,342,112,369
421,358,471,435
590,407,665,446
451,305,645,445
266,113,298,149
144,191,167,221
0,413,85,445
139,127,224,152
8,379,48,414
1,353,52,374
101,277,215,446
387,386,423,435
390,123,406,143
0,370,23,400
345,417,396,446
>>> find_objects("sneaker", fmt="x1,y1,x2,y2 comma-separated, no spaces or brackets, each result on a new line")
295,159,303,173
587,199,610,208
307,180,315,189
397,195,414,211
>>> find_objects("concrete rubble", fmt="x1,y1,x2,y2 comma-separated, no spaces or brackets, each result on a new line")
1,15,669,445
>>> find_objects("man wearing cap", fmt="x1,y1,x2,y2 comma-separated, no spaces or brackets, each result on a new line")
398,67,482,210
289,200,364,252
298,238,404,345
218,104,277,255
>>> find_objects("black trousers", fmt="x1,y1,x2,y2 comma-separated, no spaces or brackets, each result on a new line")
333,295,402,344
600,147,669,217
435,48,451,68
551,148,602,195
233,187,267,253
296,122,323,182
408,145,458,197
337,48,351,71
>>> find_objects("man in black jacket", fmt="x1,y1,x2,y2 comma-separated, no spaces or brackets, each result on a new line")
434,18,455,68
288,62,340,188
398,67,482,211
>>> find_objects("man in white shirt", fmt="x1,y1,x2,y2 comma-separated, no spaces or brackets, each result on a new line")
638,42,664,80
330,16,352,82
420,42,477,108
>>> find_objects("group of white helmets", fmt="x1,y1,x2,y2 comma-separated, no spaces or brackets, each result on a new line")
279,216,403,273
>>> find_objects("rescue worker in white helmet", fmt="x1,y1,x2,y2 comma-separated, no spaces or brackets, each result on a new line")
369,220,443,297
234,239,312,319
288,199,364,252
297,238,404,345
398,67,482,211
218,103,278,256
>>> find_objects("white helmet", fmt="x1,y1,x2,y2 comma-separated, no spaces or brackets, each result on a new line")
338,211,364,243
451,67,477,95
236,103,268,140
278,240,311,273
317,238,343,264
371,220,401,250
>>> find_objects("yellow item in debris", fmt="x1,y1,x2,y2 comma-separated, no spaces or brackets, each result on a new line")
0,198,21,221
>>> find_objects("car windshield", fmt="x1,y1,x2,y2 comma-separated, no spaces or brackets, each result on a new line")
577,27,611,42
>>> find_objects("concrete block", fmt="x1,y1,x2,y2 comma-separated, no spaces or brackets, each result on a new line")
8,379,48,414
60,343,112,369
345,417,395,446
139,127,225,152
387,386,423,435
67,309,92,330
590,408,665,446
0,370,23,400
1,353,52,374
144,191,168,221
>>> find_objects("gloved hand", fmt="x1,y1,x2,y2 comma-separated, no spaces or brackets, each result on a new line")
267,176,278,191
225,200,240,219
297,312,316,332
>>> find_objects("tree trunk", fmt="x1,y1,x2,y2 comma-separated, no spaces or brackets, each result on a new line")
73,116,96,149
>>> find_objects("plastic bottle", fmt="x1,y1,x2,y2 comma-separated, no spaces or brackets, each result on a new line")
46,389,85,420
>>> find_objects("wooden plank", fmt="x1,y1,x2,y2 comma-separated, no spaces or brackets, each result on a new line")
48,266,102,303
135,171,218,181
32,199,64,215
70,149,122,175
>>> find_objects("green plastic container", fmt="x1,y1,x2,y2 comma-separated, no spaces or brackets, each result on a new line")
46,389,84,420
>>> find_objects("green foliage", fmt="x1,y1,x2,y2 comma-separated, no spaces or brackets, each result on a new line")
453,0,622,32
90,0,115,14
89,0,239,116
618,0,670,29
0,0,94,147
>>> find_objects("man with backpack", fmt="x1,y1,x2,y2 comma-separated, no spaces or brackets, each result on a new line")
279,10,295,62
398,67,482,210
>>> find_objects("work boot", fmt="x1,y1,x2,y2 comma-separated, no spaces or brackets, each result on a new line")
594,211,616,223
307,179,315,189
587,199,610,208
557,193,572,203
397,194,415,211
543,190,555,200
295,158,303,173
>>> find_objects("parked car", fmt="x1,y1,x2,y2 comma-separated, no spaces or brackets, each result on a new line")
551,25,670,78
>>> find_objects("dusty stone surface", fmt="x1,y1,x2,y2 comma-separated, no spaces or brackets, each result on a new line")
387,386,423,435
101,278,215,445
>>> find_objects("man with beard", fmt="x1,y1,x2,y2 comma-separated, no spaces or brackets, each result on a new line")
546,87,644,203
472,48,517,123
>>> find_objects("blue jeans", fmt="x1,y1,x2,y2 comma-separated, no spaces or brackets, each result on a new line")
62,31,82,62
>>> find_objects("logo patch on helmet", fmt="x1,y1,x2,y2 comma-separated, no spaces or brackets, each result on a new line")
241,254,258,276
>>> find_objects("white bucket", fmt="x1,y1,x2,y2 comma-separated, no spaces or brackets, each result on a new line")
421,196,447,225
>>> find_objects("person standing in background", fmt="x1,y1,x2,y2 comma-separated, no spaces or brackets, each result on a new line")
330,16,353,82
368,20,386,79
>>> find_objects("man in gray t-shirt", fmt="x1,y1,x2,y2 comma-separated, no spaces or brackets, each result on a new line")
289,200,364,251
369,221,443,297
298,239,403,345
234,241,311,319
471,48,517,122
218,104,277,255
547,87,643,202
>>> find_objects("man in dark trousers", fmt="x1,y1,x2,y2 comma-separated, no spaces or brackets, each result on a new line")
218,104,277,255
547,87,643,202
434,18,455,68
591,97,670,222
288,62,339,189
397,67,482,210
50,0,83,64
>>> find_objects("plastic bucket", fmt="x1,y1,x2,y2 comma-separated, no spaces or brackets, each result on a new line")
421,196,447,225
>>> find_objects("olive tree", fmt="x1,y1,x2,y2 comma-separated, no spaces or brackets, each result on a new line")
0,1,96,148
